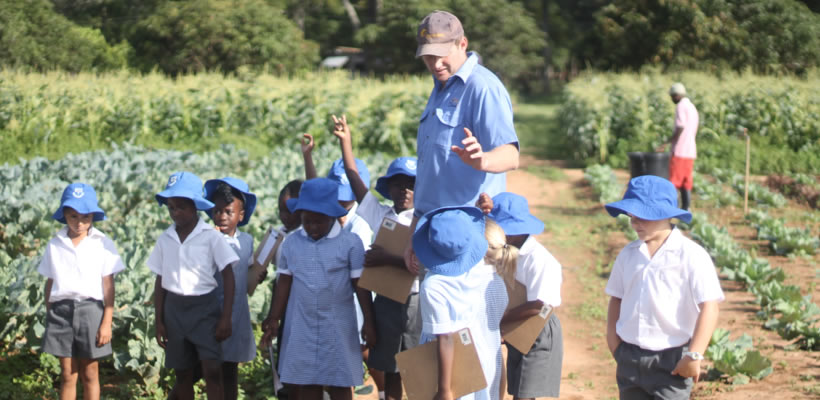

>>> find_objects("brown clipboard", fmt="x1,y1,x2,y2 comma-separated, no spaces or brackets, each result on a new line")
247,227,283,296
501,281,554,354
357,218,416,304
395,328,487,400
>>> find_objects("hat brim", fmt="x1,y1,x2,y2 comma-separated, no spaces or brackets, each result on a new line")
412,206,488,276
605,198,692,223
203,179,257,226
493,214,544,236
292,198,348,218
375,173,415,200
336,185,356,202
52,201,106,224
416,42,455,58
156,191,214,211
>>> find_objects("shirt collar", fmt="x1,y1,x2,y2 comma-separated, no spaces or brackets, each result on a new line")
56,226,105,246
435,52,479,88
165,218,214,243
222,229,242,249
520,235,537,252
298,221,342,241
636,226,683,257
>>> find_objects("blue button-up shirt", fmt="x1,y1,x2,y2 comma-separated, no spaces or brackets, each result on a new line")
414,52,518,216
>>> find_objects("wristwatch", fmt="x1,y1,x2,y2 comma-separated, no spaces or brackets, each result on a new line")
683,351,704,361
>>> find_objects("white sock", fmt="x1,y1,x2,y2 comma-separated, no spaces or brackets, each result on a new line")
378,391,385,400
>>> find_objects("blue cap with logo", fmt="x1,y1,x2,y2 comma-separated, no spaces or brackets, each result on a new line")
375,157,417,200
412,206,488,276
155,172,214,211
289,178,349,218
327,158,370,202
605,175,692,223
53,183,106,223
203,177,257,226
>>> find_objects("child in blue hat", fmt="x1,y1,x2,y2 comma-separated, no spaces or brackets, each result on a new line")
260,177,377,400
413,206,506,400
486,191,564,399
147,171,240,400
39,183,125,400
604,175,723,399
331,114,419,400
167,177,257,400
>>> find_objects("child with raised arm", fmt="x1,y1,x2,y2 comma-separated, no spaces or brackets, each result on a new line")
40,183,125,400
331,114,420,400
260,178,377,400
488,192,564,399
148,172,239,400
604,175,723,399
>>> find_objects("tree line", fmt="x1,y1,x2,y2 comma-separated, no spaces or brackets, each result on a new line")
1,0,818,92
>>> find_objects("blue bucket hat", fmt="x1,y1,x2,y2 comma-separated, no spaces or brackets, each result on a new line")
203,177,257,226
52,183,106,224
488,192,544,236
605,175,692,223
155,172,214,211
412,206,488,277
290,178,349,218
327,158,370,202
375,157,418,200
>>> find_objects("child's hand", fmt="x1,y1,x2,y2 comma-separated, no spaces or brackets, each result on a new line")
434,389,455,400
364,245,390,268
361,319,378,349
96,321,112,347
301,133,315,155
331,114,351,143
476,192,493,214
215,315,232,342
155,321,168,349
259,316,279,348
671,355,702,382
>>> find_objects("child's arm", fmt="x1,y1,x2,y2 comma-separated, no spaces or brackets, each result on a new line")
260,274,293,346
606,296,622,356
215,265,235,342
154,276,168,348
672,300,719,382
352,278,378,348
434,333,455,400
302,133,317,180
96,274,115,347
363,245,405,268
332,114,368,204
44,278,53,311
500,299,545,330
475,192,493,215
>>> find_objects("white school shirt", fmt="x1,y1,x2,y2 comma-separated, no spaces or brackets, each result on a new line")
277,221,363,279
344,202,373,250
605,227,724,351
356,191,418,293
38,227,125,302
147,218,240,296
516,236,562,307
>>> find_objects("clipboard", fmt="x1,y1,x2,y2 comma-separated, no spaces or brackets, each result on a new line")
248,227,283,296
357,218,416,304
395,328,487,400
501,281,554,354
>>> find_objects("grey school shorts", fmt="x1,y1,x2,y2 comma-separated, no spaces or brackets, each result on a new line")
43,299,112,359
163,290,222,370
614,341,693,400
367,293,422,373
506,313,563,398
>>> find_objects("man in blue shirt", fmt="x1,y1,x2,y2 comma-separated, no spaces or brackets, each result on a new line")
404,10,520,271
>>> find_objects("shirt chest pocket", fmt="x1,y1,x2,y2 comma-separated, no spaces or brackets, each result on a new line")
182,244,213,271
650,265,689,303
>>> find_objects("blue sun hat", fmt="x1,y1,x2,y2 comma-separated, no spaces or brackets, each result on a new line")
155,172,214,211
488,192,544,236
203,177,257,226
412,206,488,276
289,178,349,218
375,157,418,200
52,183,106,223
327,158,370,202
605,175,692,223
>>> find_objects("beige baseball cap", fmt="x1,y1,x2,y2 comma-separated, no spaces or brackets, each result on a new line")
416,11,464,58
669,83,687,96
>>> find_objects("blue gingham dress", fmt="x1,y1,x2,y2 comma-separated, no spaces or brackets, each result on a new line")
278,228,366,386
214,230,256,362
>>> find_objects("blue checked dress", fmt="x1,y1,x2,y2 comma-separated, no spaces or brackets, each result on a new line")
214,231,256,363
278,227,366,387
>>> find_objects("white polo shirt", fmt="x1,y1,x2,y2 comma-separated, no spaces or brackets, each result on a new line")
147,218,239,296
605,227,724,351
516,236,562,307
38,227,125,302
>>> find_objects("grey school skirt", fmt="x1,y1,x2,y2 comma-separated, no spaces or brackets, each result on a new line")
43,299,112,359
367,293,422,373
506,313,563,398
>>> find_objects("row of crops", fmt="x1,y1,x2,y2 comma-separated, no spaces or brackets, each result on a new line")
560,71,820,174
583,165,820,382
0,143,392,397
0,70,429,164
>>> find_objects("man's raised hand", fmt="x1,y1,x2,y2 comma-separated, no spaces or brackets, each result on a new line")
451,127,486,171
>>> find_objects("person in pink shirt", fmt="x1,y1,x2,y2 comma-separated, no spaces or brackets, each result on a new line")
660,83,699,210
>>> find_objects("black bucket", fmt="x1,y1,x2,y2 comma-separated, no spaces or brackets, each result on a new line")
627,152,670,179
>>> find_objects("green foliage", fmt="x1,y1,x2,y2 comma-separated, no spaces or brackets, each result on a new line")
560,71,820,174
0,0,128,72
706,328,773,384
746,210,819,256
583,164,623,204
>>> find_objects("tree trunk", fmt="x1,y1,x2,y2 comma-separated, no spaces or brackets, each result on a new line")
342,0,361,31
542,0,552,93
